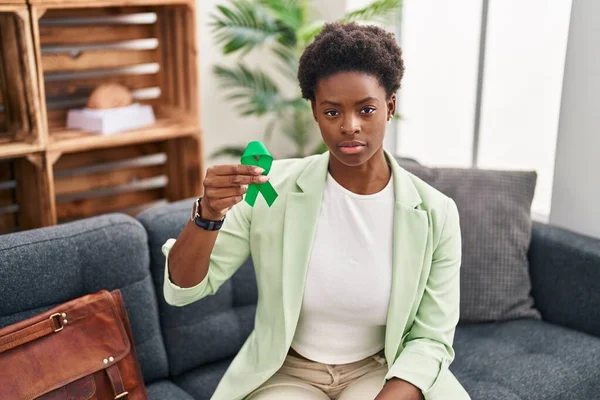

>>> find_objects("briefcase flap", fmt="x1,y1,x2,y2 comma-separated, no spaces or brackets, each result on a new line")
0,290,130,400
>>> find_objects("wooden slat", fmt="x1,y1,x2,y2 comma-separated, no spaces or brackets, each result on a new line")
42,49,159,73
0,14,30,137
42,7,154,18
39,24,155,45
0,188,14,207
184,5,198,116
0,161,12,181
54,142,161,171
48,117,196,153
160,7,174,106
0,212,18,235
164,135,202,200
33,1,190,9
0,141,43,160
46,108,66,130
44,73,158,98
54,164,165,195
56,187,163,220
173,8,185,109
14,155,57,228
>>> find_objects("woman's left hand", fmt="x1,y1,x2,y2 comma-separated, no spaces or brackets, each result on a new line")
375,378,424,400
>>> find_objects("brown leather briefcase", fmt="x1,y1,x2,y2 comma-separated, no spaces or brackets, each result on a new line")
0,289,149,400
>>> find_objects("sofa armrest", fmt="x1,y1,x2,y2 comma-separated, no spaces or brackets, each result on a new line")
528,222,600,337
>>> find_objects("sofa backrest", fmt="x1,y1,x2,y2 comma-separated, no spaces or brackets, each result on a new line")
529,221,600,338
0,214,169,383
137,199,257,377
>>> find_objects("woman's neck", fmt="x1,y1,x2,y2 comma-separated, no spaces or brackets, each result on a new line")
327,149,391,195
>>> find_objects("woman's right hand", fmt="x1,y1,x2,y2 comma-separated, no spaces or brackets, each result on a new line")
201,164,269,220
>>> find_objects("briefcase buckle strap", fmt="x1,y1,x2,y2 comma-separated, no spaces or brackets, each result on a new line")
49,313,65,333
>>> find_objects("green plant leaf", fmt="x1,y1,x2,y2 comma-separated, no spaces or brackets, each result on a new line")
214,63,281,116
274,97,311,113
341,0,402,25
210,145,247,159
211,0,280,55
257,0,306,31
297,19,325,46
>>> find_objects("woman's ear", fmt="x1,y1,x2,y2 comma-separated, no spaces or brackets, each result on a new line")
387,94,397,120
311,100,318,121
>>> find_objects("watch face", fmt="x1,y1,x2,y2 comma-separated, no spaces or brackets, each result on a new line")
191,198,201,221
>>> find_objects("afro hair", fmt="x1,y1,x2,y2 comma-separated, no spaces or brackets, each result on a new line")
297,22,405,101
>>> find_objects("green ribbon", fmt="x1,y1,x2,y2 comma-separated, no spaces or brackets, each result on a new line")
240,141,278,207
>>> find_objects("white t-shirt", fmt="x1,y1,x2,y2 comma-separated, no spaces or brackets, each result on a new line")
291,171,395,364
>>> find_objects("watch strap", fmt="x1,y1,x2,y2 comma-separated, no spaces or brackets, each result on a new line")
191,197,225,231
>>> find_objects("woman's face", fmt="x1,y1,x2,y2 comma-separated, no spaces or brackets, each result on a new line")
312,71,396,167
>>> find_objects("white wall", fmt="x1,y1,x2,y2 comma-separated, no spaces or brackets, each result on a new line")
550,0,600,239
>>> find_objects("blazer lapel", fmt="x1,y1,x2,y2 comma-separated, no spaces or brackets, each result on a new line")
384,151,429,362
281,152,329,342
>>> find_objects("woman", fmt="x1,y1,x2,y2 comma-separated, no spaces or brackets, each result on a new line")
162,23,470,400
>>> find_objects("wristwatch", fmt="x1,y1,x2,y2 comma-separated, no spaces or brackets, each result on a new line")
190,197,225,231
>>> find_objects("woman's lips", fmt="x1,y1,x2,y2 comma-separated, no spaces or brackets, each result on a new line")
338,141,366,154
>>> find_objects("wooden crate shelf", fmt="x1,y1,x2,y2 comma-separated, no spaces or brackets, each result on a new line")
33,3,199,139
0,5,45,160
0,0,204,233
53,138,202,223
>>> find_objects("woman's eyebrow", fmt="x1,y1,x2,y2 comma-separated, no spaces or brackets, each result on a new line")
319,96,379,106
355,96,378,105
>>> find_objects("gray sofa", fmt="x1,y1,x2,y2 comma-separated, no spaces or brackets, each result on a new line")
1,200,599,399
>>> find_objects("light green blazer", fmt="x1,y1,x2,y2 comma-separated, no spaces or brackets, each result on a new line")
162,150,470,400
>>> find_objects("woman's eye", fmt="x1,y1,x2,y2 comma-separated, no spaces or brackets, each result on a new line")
324,110,339,117
361,107,376,114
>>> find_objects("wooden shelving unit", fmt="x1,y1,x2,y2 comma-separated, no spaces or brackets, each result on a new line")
0,0,204,234
0,4,45,160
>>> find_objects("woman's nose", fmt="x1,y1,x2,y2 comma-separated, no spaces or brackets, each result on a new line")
341,115,360,135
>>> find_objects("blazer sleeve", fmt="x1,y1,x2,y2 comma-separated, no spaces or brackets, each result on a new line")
386,197,462,394
161,200,252,307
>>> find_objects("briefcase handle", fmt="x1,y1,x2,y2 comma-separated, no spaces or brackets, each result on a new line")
0,312,66,354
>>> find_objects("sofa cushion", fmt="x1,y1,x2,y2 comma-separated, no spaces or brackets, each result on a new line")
453,319,600,399
173,358,232,400
0,214,169,383
137,199,258,377
397,157,540,322
147,380,195,400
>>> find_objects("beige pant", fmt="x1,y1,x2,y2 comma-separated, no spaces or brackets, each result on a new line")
246,351,388,400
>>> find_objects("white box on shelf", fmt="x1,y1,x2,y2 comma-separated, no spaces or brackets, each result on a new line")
66,103,156,135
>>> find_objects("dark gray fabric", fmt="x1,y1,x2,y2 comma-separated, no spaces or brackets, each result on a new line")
173,358,232,400
0,214,169,383
146,380,195,400
529,222,600,338
137,200,258,377
453,319,600,400
396,157,540,322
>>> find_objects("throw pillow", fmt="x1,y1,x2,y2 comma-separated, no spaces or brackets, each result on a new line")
396,157,541,322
